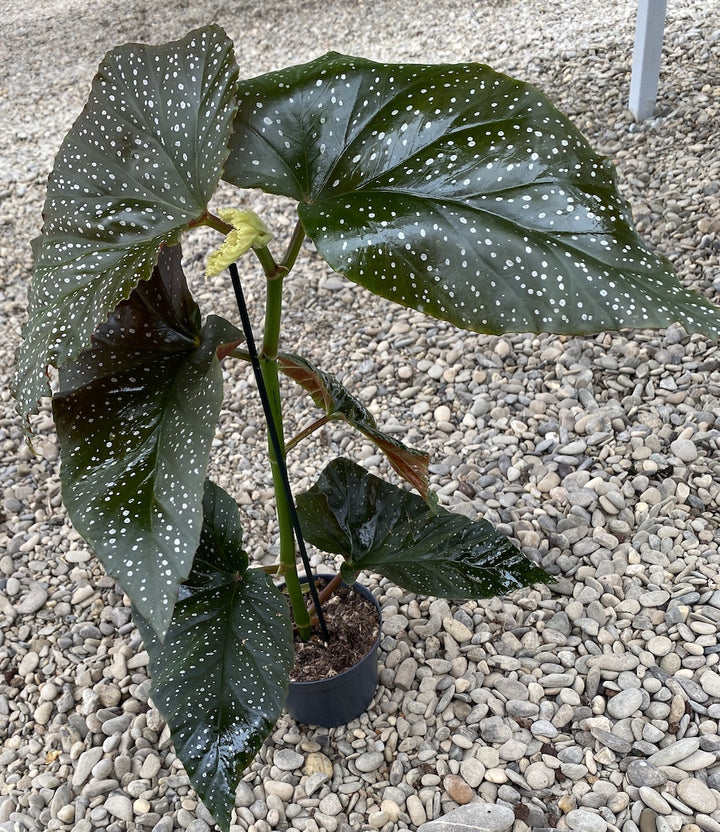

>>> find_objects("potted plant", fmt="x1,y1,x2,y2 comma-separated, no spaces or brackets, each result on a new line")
12,24,720,832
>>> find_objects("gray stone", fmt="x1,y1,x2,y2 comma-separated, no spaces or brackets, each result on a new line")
589,727,632,754
531,719,559,738
638,786,671,815
273,749,304,770
670,439,698,462
72,747,104,788
394,657,418,691
319,793,344,816
606,688,643,719
566,809,608,832
700,670,720,698
382,614,408,636
304,772,329,797
647,737,700,767
626,760,667,788
479,716,512,743
104,794,133,822
524,761,555,790
459,757,485,788
354,752,385,773
15,584,48,614
418,803,515,832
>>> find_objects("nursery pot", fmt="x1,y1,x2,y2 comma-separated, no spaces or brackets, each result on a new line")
285,575,382,727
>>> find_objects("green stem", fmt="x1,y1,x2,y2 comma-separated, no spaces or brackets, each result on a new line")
256,253,312,640
281,220,306,273
197,211,233,235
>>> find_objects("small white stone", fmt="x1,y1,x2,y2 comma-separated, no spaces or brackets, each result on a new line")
647,635,673,656
670,438,698,462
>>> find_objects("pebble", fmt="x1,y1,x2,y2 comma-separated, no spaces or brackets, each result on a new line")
606,688,644,719
443,616,473,642
460,757,485,788
304,752,334,777
444,774,474,804
104,794,133,822
407,795,427,826
647,738,700,767
355,752,385,773
627,760,667,788
639,786,672,815
567,809,608,832
318,794,343,816
418,803,515,832
524,761,555,789
394,657,418,691
273,749,304,770
676,779,717,813
700,670,720,698
670,439,698,462
73,747,104,788
15,585,48,614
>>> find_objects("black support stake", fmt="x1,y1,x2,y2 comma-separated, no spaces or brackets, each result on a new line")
228,263,329,642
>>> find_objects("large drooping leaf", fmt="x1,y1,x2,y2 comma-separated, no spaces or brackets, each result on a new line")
53,245,243,638
224,53,720,339
14,25,239,424
136,481,293,832
278,353,429,499
296,457,548,597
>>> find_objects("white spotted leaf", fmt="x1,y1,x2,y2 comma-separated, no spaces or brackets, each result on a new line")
53,245,243,638
224,53,720,338
278,352,429,499
135,481,293,832
296,457,549,597
14,25,238,425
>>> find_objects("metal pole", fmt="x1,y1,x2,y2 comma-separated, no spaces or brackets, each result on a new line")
629,0,668,120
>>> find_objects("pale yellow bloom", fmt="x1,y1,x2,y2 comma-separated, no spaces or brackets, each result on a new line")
205,209,274,278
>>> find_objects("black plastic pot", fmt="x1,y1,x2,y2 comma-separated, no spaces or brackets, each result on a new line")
285,575,382,727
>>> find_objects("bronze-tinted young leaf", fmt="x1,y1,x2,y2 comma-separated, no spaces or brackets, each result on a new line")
14,25,239,425
53,245,243,638
296,457,548,598
136,482,293,832
279,352,429,498
225,53,720,339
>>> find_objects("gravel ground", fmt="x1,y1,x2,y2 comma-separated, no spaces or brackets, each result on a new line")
2,2,720,832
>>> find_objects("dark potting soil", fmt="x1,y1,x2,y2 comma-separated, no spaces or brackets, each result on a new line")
291,581,380,683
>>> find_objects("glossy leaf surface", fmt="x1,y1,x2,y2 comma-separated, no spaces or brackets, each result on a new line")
225,52,720,339
296,457,548,597
137,481,293,832
53,245,243,637
279,353,429,498
14,25,238,423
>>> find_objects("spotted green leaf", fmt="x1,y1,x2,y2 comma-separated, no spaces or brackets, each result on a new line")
278,352,429,498
224,52,720,339
53,245,243,638
14,25,239,425
296,457,548,597
136,481,293,832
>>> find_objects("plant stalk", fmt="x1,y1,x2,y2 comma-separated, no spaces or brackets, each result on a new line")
229,253,327,641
